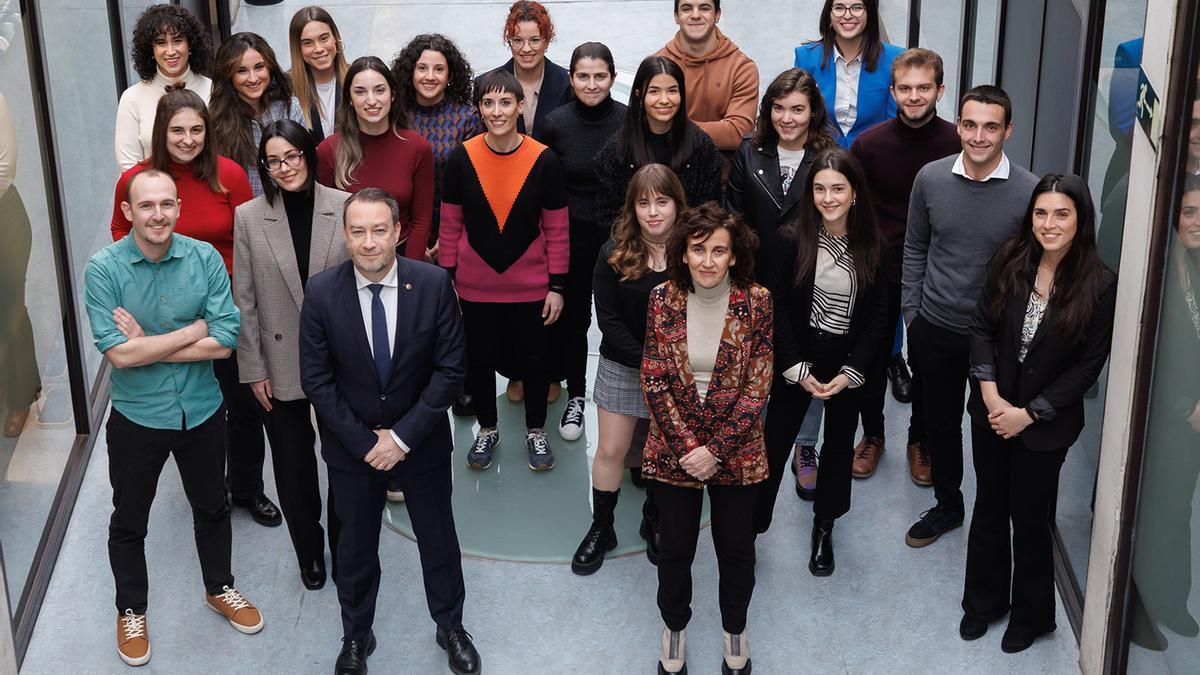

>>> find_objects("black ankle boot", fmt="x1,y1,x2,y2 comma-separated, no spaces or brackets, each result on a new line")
572,489,619,575
809,519,835,577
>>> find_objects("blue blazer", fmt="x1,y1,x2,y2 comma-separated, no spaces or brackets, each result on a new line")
299,257,466,475
794,41,904,148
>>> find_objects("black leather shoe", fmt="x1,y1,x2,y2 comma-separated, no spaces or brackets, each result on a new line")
1000,624,1053,653
959,615,988,640
436,627,481,674
640,515,661,566
809,520,834,577
335,632,376,674
888,354,913,403
301,559,326,590
452,392,476,417
232,493,282,527
572,522,617,575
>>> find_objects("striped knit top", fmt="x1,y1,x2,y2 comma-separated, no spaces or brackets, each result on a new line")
810,227,857,334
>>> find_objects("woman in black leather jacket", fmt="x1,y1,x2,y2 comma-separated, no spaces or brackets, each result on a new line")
725,67,837,283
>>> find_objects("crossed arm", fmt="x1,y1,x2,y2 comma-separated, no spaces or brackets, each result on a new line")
105,308,231,368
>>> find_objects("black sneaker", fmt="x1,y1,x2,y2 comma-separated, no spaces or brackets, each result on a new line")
905,504,964,547
467,429,498,470
558,396,585,441
452,392,476,417
526,430,556,471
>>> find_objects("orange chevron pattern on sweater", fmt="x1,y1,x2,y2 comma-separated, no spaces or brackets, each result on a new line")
462,135,545,233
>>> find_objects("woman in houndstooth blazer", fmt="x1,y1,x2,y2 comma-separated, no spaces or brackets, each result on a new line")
233,119,350,591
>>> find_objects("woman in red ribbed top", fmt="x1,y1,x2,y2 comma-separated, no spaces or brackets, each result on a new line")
110,89,252,273
316,56,434,260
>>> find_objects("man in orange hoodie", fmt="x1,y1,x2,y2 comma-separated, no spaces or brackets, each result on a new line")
657,1,760,171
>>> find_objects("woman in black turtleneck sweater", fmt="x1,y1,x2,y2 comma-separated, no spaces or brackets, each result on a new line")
540,42,628,441
232,120,351,590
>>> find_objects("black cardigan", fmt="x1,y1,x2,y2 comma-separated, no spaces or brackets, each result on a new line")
594,123,723,233
473,57,572,141
592,239,669,368
768,225,888,380
725,136,814,283
966,269,1117,451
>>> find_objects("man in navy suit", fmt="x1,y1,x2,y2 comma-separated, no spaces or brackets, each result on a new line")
299,188,479,675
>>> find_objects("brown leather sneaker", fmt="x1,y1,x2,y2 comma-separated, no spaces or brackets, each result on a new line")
907,441,932,486
851,437,885,478
116,609,150,666
206,586,264,634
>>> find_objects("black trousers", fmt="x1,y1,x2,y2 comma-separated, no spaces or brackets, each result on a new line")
656,481,757,634
460,299,549,429
549,222,603,398
759,335,860,532
106,406,233,613
906,314,970,513
212,352,267,500
962,423,1066,634
328,458,466,640
261,397,325,566
859,282,925,441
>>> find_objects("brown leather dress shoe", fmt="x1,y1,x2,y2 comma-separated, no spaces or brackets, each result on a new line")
851,437,884,478
4,406,31,438
907,441,932,486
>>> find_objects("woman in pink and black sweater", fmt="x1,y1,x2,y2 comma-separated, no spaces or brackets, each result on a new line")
439,69,569,472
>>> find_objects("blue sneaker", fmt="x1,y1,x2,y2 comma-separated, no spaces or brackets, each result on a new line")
467,429,498,470
526,430,556,471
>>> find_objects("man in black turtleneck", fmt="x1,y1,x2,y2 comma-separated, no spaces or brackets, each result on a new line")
849,48,960,486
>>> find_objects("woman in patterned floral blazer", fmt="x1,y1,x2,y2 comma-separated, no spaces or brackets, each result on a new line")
641,202,771,675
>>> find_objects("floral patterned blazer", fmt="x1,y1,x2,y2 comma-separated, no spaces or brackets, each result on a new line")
641,280,774,488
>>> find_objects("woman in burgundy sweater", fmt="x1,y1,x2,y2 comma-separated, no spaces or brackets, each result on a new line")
110,90,283,527
317,56,434,260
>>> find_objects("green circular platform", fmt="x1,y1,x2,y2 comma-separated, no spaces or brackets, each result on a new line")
384,389,710,563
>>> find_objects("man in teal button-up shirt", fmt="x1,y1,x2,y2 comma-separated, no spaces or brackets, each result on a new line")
83,169,263,665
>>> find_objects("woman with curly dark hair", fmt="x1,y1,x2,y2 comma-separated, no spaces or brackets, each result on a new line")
643,202,770,675
114,4,213,170
209,32,304,197
391,33,483,262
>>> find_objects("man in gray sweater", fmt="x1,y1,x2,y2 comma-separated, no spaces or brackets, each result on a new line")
901,85,1039,548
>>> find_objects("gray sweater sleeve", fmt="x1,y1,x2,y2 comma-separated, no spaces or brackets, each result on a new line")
901,170,931,327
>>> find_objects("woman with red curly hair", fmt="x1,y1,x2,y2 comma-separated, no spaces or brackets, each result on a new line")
473,1,571,140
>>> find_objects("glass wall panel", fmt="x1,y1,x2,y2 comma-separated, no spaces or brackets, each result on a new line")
1058,0,1148,596
920,0,964,119
0,5,79,615
38,2,121,388
1125,64,1200,673
969,0,1002,87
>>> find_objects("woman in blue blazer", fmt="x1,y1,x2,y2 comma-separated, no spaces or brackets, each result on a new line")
794,0,903,148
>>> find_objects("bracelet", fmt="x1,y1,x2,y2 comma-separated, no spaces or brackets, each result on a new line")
549,286,565,294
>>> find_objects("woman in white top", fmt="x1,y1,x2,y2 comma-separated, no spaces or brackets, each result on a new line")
288,6,349,144
114,4,213,170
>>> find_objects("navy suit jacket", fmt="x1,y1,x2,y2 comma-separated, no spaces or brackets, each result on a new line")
299,257,466,474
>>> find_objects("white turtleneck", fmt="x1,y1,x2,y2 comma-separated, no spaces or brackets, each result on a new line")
114,67,213,170
686,274,732,403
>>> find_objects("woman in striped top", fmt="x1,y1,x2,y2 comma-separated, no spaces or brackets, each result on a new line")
761,148,887,576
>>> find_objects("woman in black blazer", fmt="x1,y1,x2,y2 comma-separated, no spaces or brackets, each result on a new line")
760,148,887,573
962,174,1116,653
725,67,837,283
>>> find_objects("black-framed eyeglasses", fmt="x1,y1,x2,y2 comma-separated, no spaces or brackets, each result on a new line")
263,150,304,172
831,3,867,17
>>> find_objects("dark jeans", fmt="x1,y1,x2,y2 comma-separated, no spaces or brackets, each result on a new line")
860,282,924,442
328,459,466,640
962,423,1066,634
760,334,860,532
106,406,233,613
212,352,267,500
549,222,603,399
656,481,757,634
906,314,970,513
460,299,549,429
261,397,325,566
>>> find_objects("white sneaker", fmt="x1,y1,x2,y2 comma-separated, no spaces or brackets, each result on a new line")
558,397,585,441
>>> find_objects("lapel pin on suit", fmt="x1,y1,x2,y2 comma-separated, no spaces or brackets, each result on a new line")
404,283,413,291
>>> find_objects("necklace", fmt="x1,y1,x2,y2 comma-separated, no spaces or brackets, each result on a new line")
643,236,667,271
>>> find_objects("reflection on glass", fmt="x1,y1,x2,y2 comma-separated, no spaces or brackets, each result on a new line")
0,3,78,616
1127,163,1200,670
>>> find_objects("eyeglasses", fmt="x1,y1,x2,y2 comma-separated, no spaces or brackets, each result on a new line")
263,150,304,172
831,3,867,17
508,36,543,50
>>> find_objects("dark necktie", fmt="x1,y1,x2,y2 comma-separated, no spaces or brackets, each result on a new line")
368,284,390,382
